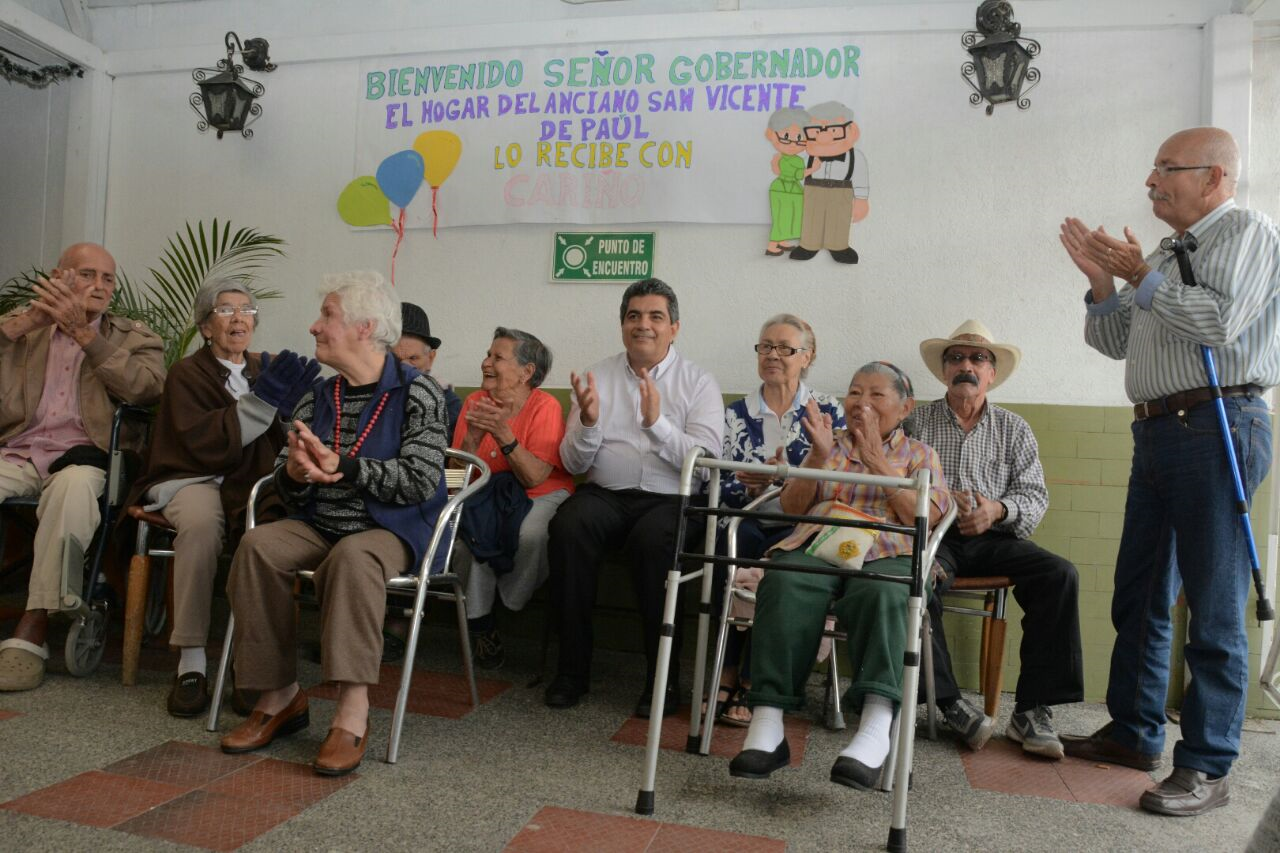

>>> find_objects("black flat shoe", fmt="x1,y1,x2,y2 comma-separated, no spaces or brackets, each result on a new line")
729,739,790,779
830,755,884,790
788,246,818,261
544,674,587,709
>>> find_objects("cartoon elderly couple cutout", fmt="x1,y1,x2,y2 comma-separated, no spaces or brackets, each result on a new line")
764,101,869,264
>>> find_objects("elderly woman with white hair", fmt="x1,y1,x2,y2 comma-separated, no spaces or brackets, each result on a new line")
128,278,319,718
220,271,449,776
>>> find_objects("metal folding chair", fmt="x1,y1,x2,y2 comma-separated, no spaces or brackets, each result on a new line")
0,404,151,676
636,448,951,853
204,448,490,764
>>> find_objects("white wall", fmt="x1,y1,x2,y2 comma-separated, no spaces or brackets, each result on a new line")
0,78,68,270
98,13,1205,406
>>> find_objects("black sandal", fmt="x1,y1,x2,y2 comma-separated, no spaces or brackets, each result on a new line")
702,684,734,719
718,685,753,728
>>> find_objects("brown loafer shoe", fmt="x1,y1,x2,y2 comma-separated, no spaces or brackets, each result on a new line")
1060,722,1161,771
313,724,368,776
167,672,211,718
1139,767,1229,816
220,688,309,754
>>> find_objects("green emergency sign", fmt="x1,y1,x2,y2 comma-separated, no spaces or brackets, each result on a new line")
552,232,656,282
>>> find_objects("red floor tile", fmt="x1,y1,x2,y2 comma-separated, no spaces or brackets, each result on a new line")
504,806,660,852
0,709,20,721
960,737,1153,806
115,788,299,852
103,740,260,789
305,664,509,719
204,757,356,810
649,822,787,852
1,770,187,828
611,708,810,767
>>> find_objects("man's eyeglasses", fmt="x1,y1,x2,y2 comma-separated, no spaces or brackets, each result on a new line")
1150,164,1213,178
754,343,809,357
944,351,993,366
210,306,259,318
803,120,852,141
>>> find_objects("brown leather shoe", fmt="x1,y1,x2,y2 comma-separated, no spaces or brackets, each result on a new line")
313,724,368,776
166,672,210,718
1060,722,1161,771
1139,768,1230,816
220,688,309,754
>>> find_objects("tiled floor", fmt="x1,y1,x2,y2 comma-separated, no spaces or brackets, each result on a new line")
306,663,511,719
1,741,354,851
504,806,786,853
960,737,1154,806
611,707,811,766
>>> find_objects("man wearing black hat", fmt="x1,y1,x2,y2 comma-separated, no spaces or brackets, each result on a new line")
395,302,461,436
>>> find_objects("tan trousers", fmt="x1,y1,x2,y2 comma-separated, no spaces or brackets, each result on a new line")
161,482,225,648
227,518,407,689
0,457,105,611
799,184,854,251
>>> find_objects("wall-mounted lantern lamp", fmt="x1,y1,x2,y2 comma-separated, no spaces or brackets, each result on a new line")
190,32,276,139
961,1,1040,115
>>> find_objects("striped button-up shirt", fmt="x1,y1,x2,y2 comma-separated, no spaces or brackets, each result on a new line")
904,398,1047,540
1084,200,1280,402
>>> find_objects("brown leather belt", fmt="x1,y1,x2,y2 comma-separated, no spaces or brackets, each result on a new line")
804,177,853,189
1133,384,1266,421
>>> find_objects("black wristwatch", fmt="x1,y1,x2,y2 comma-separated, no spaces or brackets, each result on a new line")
499,437,519,456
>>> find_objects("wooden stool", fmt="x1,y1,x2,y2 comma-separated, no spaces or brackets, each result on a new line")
123,506,176,686
944,576,1013,718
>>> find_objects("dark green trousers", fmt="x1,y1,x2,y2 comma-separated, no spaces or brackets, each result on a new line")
746,553,926,714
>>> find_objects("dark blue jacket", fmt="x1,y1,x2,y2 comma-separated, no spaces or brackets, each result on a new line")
458,471,532,575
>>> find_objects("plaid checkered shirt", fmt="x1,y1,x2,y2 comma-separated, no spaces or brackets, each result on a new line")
904,398,1048,540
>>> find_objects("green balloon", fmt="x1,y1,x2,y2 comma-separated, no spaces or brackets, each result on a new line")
337,176,392,227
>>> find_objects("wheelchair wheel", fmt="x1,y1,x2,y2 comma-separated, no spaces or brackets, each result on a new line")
65,609,107,676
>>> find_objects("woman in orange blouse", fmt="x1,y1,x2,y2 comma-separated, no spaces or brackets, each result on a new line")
452,327,573,668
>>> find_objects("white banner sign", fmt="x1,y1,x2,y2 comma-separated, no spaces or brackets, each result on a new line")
344,36,864,229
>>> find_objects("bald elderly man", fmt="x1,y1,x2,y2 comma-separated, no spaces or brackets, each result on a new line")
0,242,165,691
1062,127,1280,816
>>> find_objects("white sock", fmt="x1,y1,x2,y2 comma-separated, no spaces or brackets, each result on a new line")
742,705,785,752
840,694,894,767
178,647,206,677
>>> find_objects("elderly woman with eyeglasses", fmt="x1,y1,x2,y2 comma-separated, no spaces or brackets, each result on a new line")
128,278,320,718
711,314,845,726
729,362,950,791
451,327,573,669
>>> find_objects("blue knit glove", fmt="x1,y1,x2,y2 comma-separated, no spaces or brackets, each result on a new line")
254,349,322,419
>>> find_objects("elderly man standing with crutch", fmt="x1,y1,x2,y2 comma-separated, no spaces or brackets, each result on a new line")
1059,126,1279,817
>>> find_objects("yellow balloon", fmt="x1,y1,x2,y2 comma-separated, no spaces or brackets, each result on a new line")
413,131,463,188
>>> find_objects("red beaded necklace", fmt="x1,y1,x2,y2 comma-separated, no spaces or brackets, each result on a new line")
332,377,391,458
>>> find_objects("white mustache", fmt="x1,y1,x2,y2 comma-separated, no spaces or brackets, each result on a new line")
1148,189,1171,202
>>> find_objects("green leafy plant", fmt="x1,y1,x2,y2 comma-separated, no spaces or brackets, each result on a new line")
0,220,286,367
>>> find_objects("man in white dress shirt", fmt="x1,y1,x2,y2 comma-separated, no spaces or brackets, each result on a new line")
545,279,723,713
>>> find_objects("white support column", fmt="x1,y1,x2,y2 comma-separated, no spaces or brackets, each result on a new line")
60,67,112,245
1202,13,1253,205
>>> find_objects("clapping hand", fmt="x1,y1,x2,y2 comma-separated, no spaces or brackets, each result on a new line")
570,370,599,427
954,490,1002,536
285,419,344,485
464,394,516,444
799,398,834,466
849,404,893,477
736,445,784,496
256,350,323,419
637,368,661,428
30,268,91,339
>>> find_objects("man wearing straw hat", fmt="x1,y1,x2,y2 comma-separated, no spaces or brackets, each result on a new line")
907,320,1082,760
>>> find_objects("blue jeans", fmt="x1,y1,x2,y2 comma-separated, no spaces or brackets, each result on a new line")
1107,396,1271,777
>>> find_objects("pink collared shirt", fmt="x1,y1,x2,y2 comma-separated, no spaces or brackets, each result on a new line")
1,318,102,478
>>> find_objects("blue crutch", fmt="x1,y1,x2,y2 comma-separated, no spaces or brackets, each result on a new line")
1161,234,1275,625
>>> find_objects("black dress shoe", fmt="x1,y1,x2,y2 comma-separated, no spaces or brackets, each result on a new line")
729,739,790,779
1139,768,1230,816
829,247,860,264
1061,722,1161,771
167,672,210,718
544,674,587,709
634,684,680,719
788,246,818,261
830,755,884,790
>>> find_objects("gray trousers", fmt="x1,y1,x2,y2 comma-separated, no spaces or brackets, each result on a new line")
227,518,407,688
460,488,569,619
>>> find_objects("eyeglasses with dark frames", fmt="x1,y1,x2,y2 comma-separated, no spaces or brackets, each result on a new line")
803,120,853,141
944,351,993,365
754,343,809,357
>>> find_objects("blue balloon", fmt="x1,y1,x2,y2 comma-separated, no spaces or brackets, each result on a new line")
375,149,425,209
